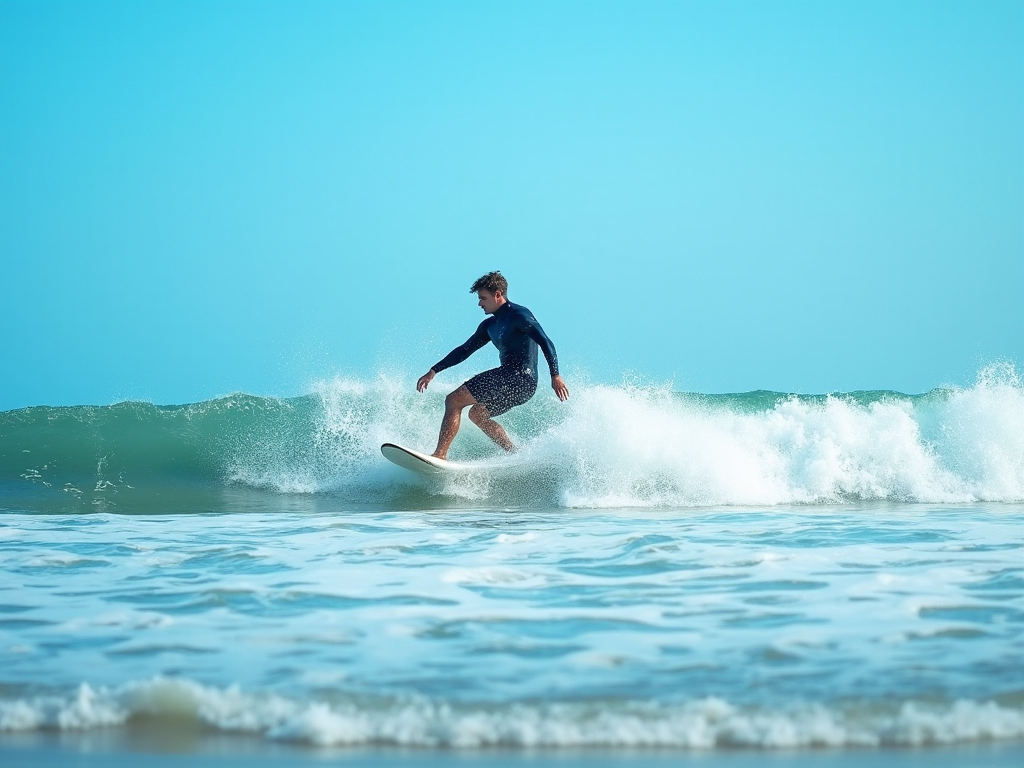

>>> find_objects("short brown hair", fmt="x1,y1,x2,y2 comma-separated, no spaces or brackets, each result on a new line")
470,271,508,295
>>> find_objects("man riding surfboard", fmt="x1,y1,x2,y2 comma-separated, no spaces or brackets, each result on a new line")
416,271,569,459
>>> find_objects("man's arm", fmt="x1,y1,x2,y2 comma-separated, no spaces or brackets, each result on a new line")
517,311,560,377
517,310,569,402
416,321,491,392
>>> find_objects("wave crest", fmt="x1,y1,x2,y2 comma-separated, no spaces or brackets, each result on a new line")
3,365,1022,511
2,678,1023,749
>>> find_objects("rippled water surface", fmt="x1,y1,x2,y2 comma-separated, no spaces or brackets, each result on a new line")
2,503,1022,750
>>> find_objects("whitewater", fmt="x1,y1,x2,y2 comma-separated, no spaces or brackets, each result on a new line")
1,364,1022,765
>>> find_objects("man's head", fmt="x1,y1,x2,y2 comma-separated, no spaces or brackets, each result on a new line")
470,271,508,315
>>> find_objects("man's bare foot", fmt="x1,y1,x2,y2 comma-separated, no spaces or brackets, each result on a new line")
431,452,448,460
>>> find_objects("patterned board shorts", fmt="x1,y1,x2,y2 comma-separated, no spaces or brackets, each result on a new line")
464,367,539,417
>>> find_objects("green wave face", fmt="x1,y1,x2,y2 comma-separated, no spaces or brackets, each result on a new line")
2,365,1022,513
0,395,319,514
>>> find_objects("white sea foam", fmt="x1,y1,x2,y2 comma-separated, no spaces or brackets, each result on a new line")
1,678,1022,749
508,364,1023,507
228,364,1024,507
536,385,959,507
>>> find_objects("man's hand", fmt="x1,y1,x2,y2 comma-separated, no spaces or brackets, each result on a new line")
417,369,436,393
551,374,569,402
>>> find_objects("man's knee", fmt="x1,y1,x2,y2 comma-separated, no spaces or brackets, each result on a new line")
445,386,473,411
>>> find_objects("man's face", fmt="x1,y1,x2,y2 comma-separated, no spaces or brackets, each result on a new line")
477,289,504,314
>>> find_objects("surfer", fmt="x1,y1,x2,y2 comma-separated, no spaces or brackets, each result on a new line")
417,271,569,459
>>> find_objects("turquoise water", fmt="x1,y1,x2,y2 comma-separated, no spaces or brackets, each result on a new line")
1,366,1022,750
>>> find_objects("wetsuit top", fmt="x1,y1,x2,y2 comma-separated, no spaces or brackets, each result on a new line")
432,301,559,378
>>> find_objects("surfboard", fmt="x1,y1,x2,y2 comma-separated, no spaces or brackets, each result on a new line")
380,443,473,475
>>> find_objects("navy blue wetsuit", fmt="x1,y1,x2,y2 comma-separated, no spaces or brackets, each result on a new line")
432,302,559,417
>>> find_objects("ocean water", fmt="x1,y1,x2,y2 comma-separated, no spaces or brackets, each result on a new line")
1,365,1022,760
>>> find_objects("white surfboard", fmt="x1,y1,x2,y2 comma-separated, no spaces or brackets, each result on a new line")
380,443,473,476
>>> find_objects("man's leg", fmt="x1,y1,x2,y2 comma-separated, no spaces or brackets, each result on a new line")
468,403,516,453
432,385,476,459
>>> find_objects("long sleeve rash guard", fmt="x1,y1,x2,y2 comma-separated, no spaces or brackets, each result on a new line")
432,302,560,378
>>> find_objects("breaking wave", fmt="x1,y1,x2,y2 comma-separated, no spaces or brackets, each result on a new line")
2,677,1023,749
2,364,1022,512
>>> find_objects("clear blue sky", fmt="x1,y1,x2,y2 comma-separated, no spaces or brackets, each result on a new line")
1,0,1021,409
